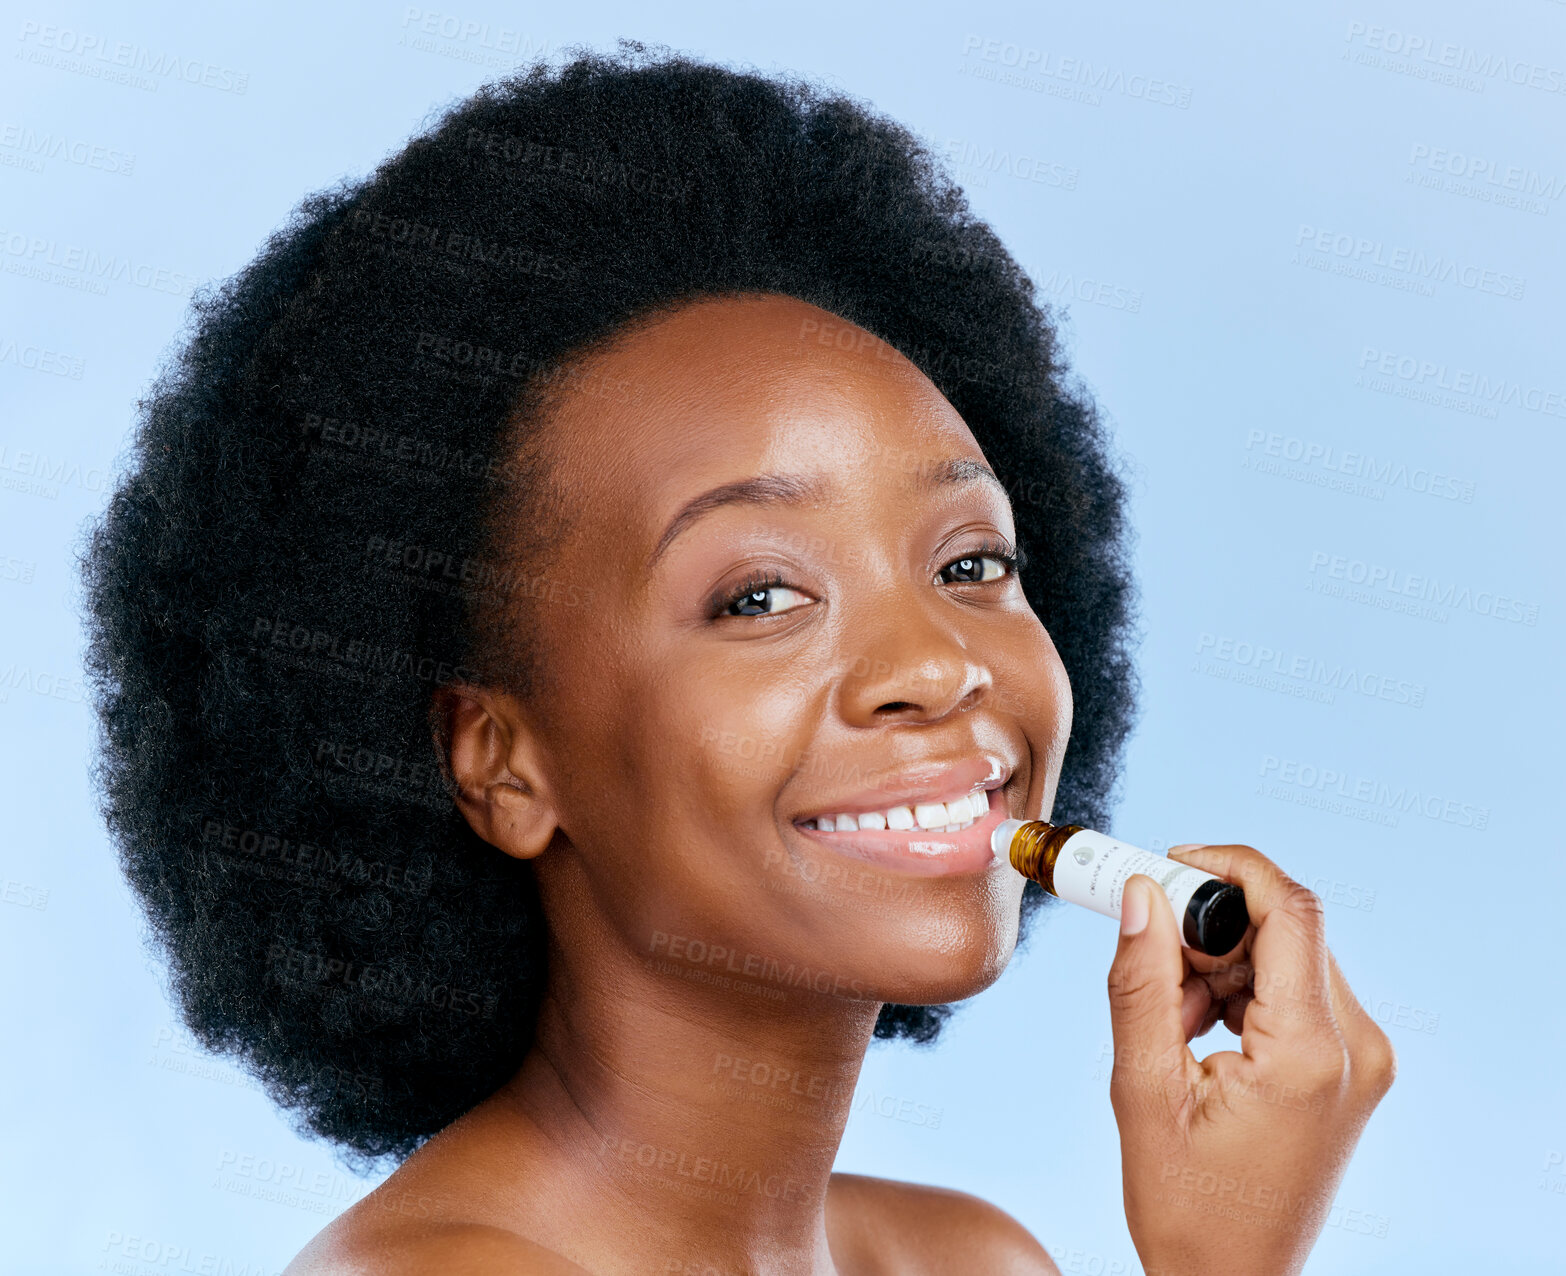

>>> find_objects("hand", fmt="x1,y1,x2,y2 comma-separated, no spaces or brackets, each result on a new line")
1103,843,1396,1276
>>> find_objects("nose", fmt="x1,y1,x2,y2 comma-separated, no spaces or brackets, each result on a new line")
837,593,993,726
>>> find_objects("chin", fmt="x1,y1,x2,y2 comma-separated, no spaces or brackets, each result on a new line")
840,904,1022,1007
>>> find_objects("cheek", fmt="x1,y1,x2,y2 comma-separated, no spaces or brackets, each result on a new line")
576,666,824,945
1041,642,1074,761
560,643,818,850
665,664,821,805
997,621,1073,807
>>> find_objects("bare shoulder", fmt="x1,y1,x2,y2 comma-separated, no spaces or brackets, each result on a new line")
827,1171,1061,1276
282,1213,592,1276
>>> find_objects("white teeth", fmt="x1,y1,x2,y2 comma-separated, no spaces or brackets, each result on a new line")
801,791,989,834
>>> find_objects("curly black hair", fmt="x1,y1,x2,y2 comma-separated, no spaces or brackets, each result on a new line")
77,39,1138,1168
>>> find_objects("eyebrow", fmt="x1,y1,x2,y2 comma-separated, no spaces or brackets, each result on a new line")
646,457,1010,572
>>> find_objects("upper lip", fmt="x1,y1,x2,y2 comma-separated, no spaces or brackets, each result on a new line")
790,755,1013,822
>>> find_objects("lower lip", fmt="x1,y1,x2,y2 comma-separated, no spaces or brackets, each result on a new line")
789,787,1008,878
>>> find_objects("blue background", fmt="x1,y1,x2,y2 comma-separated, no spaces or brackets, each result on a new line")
3,1,1562,1271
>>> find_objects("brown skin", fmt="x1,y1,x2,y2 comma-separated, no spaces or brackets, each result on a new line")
1109,853,1397,1276
284,293,1394,1275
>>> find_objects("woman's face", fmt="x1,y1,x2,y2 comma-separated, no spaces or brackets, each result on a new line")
490,292,1072,1008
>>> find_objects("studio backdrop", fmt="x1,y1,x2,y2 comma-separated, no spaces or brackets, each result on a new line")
2,2,1561,1272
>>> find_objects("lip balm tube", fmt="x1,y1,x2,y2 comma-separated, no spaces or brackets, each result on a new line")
991,820,1249,957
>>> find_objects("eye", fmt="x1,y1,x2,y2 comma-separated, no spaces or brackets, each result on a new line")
715,571,815,619
938,537,1024,586
712,536,1025,620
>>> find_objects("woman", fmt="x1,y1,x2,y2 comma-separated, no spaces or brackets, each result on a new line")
79,40,1393,1274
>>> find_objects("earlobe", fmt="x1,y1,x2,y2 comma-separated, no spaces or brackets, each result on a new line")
484,772,558,862
430,685,558,862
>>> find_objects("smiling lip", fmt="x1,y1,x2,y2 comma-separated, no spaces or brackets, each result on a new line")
790,756,1011,823
789,785,1010,878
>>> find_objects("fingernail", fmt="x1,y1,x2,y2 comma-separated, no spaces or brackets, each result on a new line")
1120,877,1149,936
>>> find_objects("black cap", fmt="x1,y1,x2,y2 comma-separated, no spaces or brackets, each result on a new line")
1183,879,1249,956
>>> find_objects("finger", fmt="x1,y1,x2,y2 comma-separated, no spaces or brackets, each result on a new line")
1106,874,1196,1105
1175,846,1393,1090
1192,956,1255,1000
1323,950,1399,1095
1180,975,1213,1041
1165,844,1343,1069
1222,988,1254,1035
1195,998,1225,1039
1167,847,1256,976
1322,950,1369,1036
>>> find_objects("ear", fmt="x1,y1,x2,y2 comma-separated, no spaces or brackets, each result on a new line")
429,683,557,862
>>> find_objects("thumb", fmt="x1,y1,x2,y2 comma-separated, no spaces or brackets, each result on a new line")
1106,875,1192,1100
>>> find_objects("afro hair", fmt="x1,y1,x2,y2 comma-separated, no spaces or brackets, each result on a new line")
77,39,1138,1167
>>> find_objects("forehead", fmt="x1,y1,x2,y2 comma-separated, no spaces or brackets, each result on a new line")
537,293,984,534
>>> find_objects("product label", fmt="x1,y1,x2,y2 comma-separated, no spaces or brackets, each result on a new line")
1051,830,1216,947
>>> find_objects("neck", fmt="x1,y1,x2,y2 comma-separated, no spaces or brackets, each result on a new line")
445,920,883,1276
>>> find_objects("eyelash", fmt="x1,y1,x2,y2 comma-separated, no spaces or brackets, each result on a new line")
714,536,1026,618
